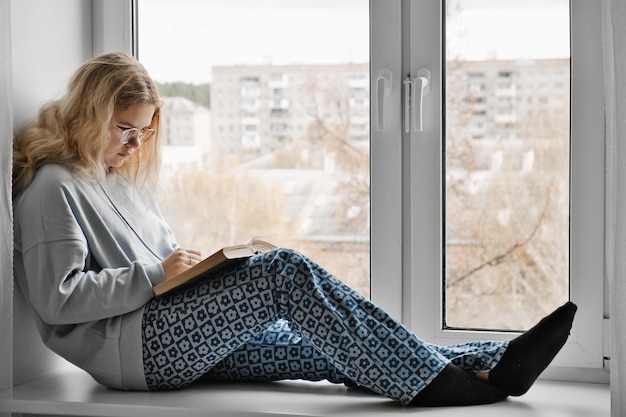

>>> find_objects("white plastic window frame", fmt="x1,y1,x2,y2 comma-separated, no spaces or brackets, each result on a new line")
98,0,405,322
371,0,606,383
99,0,606,382
92,0,135,56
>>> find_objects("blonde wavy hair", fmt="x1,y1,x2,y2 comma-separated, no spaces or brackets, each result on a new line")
12,52,162,195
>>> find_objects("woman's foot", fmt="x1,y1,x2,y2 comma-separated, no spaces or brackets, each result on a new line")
488,301,577,396
410,363,508,407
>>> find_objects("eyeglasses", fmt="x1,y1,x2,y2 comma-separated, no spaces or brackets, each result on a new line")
113,124,156,145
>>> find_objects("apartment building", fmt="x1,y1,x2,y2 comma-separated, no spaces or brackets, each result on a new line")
448,58,570,141
159,96,210,172
210,63,369,158
158,59,568,167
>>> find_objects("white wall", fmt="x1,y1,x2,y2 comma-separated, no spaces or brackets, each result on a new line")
0,0,14,393
12,0,93,126
4,0,94,386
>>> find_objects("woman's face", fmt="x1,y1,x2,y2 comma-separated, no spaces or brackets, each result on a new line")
104,103,157,169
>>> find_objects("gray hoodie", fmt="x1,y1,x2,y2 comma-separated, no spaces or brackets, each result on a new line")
13,164,178,390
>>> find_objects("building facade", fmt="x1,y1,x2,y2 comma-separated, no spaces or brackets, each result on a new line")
448,58,570,141
210,63,369,159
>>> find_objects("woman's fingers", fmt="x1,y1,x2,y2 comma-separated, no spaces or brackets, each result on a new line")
161,248,203,280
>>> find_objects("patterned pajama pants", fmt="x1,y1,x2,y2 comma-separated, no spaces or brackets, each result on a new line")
142,248,508,405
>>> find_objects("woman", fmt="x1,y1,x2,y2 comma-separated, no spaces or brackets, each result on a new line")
12,52,577,407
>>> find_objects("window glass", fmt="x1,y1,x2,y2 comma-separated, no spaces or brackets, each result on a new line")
138,0,371,296
444,0,570,330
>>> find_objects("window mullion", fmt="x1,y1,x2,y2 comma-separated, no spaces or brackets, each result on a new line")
369,0,404,322
92,0,134,55
405,0,444,338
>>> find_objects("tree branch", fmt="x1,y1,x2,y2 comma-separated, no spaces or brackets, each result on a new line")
448,188,551,286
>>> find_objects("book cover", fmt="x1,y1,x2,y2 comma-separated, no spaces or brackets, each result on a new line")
153,237,276,297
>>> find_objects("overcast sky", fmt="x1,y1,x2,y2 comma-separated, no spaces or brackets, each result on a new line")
138,0,569,84
448,0,569,62
138,0,369,83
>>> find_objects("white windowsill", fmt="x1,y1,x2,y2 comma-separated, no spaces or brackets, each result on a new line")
0,368,610,417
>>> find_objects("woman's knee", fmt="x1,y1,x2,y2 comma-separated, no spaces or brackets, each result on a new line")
263,247,319,283
267,247,304,260
265,247,309,269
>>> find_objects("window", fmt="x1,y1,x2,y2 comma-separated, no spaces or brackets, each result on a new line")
137,0,371,297
390,0,605,376
444,0,570,331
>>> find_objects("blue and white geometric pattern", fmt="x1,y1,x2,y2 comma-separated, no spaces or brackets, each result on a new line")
142,248,508,405
200,319,357,386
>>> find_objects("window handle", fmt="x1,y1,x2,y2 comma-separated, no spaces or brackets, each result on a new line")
404,77,411,133
414,69,430,132
404,68,431,133
376,69,392,130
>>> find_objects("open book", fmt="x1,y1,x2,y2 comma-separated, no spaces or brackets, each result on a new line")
153,237,277,297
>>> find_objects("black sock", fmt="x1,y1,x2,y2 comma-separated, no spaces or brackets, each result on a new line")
410,363,508,407
488,301,577,396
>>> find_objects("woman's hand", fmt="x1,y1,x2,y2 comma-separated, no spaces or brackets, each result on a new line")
161,248,203,280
